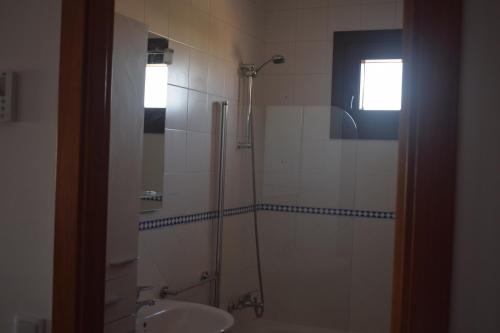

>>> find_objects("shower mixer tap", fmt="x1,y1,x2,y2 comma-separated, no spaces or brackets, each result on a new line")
228,291,264,318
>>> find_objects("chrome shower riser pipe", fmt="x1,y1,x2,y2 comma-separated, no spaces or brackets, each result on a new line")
238,73,254,148
213,101,229,308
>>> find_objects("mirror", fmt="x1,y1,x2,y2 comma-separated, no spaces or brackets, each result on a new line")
140,33,172,213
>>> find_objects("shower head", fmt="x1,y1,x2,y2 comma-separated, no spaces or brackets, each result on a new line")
271,55,286,64
256,55,286,73
240,55,286,77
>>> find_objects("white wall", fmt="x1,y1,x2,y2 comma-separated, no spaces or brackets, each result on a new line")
115,0,266,307
257,0,402,331
451,0,500,331
0,0,61,331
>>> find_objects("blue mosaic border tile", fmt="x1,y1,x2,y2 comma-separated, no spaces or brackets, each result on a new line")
259,204,396,219
141,194,163,202
139,204,395,231
139,205,257,231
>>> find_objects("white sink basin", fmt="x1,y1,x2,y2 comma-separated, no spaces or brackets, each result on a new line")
136,299,234,333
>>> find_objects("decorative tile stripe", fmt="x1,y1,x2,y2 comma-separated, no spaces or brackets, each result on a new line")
258,204,396,220
139,205,256,231
141,194,163,202
139,204,395,231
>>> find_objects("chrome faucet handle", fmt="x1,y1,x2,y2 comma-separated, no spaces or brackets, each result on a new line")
136,285,154,299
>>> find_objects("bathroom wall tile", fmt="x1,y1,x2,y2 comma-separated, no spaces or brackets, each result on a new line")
230,26,260,64
145,0,169,37
192,0,210,13
116,0,146,23
301,139,330,174
292,74,331,106
296,8,329,41
137,240,169,300
163,173,190,216
241,0,263,37
168,41,190,87
190,8,211,52
262,172,301,205
227,0,247,28
209,18,232,60
211,0,231,22
264,106,303,172
225,168,253,208
262,75,295,105
299,141,343,208
296,0,330,8
354,140,399,211
224,62,240,100
259,211,298,267
295,41,331,74
186,172,217,212
329,5,362,33
302,105,331,140
337,139,359,209
166,85,188,130
189,48,209,92
265,10,297,43
186,131,215,172
301,140,343,183
169,0,192,43
263,0,298,11
188,90,213,133
350,218,395,333
360,2,397,30
395,1,404,28
220,214,261,306
164,129,187,173
139,222,212,303
297,187,342,208
330,0,361,5
291,215,352,329
207,56,226,96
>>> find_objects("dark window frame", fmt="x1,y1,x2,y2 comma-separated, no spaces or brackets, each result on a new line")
331,29,403,140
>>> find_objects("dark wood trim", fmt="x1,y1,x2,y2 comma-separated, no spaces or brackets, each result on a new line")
52,0,115,332
392,0,462,332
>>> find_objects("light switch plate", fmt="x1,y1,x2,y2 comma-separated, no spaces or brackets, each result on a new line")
14,314,46,333
0,71,16,122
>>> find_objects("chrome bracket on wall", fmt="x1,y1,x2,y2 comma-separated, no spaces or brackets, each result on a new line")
159,271,215,298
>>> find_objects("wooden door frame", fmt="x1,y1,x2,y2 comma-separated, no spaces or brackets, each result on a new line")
391,0,462,332
51,0,462,332
52,0,115,332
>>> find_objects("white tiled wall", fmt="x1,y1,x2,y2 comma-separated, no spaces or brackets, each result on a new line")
118,0,401,332
257,0,402,332
115,0,266,306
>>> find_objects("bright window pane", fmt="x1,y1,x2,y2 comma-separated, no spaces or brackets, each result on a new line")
359,59,403,111
144,64,169,108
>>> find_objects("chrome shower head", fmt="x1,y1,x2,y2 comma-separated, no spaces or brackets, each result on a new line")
271,55,286,64
256,55,286,73
241,55,286,77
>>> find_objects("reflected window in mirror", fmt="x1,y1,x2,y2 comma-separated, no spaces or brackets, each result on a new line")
141,33,173,213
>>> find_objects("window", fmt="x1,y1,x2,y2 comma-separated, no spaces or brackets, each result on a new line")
359,59,403,111
331,30,403,140
144,64,169,109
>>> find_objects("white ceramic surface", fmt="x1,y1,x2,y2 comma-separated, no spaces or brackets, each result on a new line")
137,300,234,333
